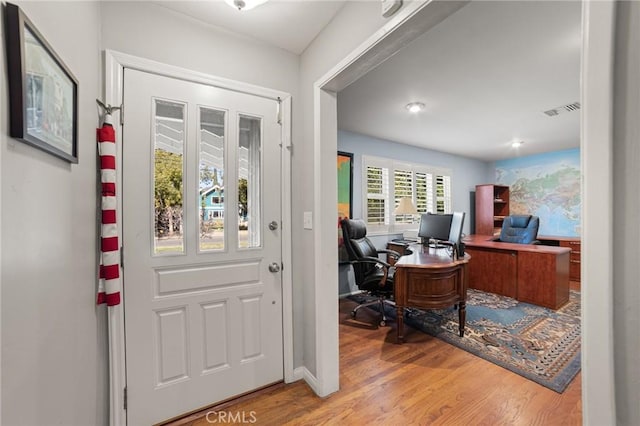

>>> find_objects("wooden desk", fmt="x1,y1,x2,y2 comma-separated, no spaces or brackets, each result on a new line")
386,241,411,265
464,235,570,309
538,235,581,282
394,245,470,343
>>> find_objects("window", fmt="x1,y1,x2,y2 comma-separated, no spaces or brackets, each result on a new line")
198,107,225,252
362,155,452,232
153,99,185,254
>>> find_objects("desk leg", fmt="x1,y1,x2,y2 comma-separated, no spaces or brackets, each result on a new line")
396,306,404,344
458,301,466,337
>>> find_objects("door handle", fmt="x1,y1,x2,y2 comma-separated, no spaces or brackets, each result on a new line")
269,221,279,231
268,262,281,273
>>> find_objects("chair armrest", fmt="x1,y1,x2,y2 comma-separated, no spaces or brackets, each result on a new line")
377,248,402,259
351,256,393,288
352,256,392,269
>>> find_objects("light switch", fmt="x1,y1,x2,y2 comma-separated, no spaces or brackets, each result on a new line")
303,211,313,230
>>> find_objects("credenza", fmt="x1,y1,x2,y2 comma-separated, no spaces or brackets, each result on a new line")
463,235,570,310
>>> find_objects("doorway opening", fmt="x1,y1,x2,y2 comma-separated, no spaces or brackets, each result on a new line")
313,1,615,424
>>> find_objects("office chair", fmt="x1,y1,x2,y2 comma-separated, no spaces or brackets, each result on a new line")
499,215,540,244
341,218,401,326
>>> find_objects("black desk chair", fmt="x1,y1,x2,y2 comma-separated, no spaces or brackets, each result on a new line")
498,215,540,244
341,218,402,326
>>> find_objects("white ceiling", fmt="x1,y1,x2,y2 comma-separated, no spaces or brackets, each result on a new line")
337,1,582,162
153,1,582,162
152,0,346,55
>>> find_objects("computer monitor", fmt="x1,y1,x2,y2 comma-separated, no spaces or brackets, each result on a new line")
418,213,453,244
448,211,466,256
448,212,466,245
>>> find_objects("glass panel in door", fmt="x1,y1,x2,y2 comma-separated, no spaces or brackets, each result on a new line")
153,99,185,255
198,107,226,251
238,115,262,249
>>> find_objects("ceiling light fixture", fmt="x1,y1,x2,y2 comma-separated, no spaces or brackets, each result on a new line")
224,0,268,11
512,141,524,148
405,102,425,113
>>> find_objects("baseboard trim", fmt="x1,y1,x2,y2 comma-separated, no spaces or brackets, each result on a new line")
291,367,305,382
299,367,322,396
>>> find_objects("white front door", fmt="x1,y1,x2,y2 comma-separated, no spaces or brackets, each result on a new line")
121,68,283,425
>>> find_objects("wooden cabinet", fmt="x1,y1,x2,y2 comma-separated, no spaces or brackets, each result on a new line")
560,239,581,282
538,236,581,282
517,250,570,309
475,184,510,236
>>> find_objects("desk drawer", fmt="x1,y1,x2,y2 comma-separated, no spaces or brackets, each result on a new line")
399,267,463,308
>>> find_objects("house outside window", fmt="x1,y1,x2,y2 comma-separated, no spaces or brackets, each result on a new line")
362,155,452,233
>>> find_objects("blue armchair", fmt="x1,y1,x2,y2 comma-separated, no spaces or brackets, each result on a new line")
499,215,540,244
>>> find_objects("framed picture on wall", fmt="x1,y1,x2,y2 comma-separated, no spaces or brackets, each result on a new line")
4,2,79,163
338,151,353,263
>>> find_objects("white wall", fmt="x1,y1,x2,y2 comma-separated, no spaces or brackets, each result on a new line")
613,2,640,424
298,0,389,378
0,2,108,425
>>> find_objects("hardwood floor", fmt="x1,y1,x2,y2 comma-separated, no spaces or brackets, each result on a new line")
173,288,582,425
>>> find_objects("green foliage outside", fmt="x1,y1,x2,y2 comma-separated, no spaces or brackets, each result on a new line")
238,178,248,218
154,149,250,248
155,149,183,237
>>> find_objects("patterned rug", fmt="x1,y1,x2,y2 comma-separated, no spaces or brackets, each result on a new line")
350,289,581,393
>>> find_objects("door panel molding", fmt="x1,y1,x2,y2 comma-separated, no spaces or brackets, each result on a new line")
104,49,293,426
155,261,261,297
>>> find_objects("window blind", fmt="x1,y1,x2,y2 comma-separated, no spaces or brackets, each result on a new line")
362,155,452,232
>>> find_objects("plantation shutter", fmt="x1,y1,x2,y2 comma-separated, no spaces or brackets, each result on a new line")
415,172,428,214
365,164,389,225
435,174,452,214
394,169,413,223
362,155,453,232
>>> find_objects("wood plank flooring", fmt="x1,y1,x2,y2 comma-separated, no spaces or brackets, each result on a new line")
172,285,582,425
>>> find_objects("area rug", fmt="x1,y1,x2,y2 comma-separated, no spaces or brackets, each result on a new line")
349,289,581,393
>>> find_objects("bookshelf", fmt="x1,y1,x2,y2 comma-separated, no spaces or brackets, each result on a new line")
475,184,510,235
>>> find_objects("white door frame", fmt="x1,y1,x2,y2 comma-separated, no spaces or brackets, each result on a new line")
103,49,294,426
312,0,616,424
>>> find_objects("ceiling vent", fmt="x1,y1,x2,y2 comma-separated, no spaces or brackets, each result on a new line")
543,102,581,117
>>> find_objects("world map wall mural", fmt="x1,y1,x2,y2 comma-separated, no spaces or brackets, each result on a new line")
495,148,580,237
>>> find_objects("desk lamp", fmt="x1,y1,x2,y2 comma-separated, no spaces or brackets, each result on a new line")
394,197,419,242
394,197,418,223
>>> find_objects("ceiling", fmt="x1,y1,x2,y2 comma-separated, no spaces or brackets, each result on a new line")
338,1,582,162
152,0,346,55
154,1,582,162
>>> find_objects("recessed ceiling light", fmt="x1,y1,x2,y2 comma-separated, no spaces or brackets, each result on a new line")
512,141,524,148
224,0,268,11
405,102,425,113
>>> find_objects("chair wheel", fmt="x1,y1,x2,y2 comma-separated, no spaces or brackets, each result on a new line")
379,320,386,327
350,311,356,318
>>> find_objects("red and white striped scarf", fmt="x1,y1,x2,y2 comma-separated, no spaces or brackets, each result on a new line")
97,114,121,306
